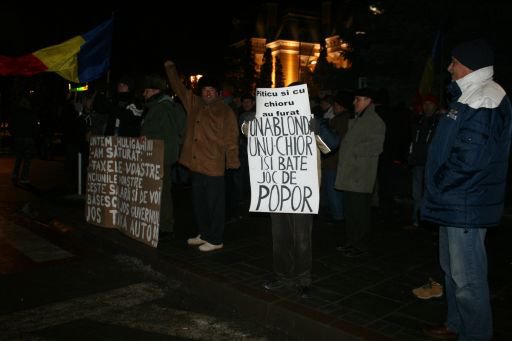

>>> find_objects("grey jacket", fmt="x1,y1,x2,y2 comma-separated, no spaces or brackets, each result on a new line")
335,104,385,193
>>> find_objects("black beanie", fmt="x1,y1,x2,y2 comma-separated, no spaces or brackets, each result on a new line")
333,91,354,109
353,88,376,100
143,74,167,91
452,39,494,71
118,75,135,90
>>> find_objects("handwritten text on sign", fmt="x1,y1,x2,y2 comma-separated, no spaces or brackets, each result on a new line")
85,136,164,247
248,84,319,214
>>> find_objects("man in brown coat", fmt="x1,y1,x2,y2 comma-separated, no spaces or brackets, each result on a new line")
164,60,240,252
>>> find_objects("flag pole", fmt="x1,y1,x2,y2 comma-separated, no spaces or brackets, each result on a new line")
78,152,82,195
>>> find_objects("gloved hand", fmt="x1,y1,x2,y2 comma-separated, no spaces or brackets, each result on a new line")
241,113,256,136
126,103,144,117
309,117,321,134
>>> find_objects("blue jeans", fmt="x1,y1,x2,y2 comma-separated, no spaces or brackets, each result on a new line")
322,169,344,220
439,226,492,341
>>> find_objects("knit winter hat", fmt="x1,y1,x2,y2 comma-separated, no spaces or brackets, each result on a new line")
452,39,494,71
197,75,221,92
118,75,135,90
143,74,168,91
333,91,354,109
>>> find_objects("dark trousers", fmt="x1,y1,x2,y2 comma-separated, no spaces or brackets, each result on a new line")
225,168,242,219
191,172,225,245
159,164,174,232
270,213,312,286
344,191,372,250
12,137,34,182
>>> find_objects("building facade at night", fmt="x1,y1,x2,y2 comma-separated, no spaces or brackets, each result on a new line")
249,3,351,88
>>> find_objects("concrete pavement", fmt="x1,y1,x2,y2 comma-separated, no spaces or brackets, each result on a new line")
1,156,511,340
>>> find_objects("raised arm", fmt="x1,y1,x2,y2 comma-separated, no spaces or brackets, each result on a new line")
163,60,193,113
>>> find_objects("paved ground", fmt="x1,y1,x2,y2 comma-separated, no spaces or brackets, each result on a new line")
2,157,512,340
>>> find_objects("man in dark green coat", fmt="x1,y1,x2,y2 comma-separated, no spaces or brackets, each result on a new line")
141,74,186,241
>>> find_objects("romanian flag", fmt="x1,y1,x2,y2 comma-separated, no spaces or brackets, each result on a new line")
0,18,112,83
418,30,441,97
414,30,442,112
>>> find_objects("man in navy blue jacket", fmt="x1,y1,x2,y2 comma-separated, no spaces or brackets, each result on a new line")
422,39,512,340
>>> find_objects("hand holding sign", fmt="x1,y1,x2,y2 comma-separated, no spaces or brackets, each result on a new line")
241,112,256,136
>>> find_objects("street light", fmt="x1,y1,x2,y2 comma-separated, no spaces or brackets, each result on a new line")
369,4,384,15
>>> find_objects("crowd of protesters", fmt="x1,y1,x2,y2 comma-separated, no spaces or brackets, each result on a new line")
3,37,511,341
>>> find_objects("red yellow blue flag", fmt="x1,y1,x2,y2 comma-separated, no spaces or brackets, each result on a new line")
0,18,112,83
414,30,442,112
418,30,441,97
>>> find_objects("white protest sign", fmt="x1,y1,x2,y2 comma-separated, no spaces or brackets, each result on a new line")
248,84,319,214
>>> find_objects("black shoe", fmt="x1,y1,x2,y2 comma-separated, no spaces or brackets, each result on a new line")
335,244,353,252
159,231,174,242
263,279,287,290
297,286,311,299
226,215,242,224
343,247,368,258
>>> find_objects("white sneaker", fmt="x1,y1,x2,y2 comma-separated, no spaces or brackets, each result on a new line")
198,242,223,252
187,235,206,246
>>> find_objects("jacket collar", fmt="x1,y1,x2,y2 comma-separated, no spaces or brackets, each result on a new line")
456,66,494,92
449,66,494,100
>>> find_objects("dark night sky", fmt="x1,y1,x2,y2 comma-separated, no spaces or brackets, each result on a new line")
0,5,268,74
0,6,249,75
1,1,511,92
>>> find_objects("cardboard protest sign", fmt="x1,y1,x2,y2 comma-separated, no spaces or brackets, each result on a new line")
85,136,164,247
248,84,319,214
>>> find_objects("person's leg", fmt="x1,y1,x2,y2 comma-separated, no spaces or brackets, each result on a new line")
343,191,357,247
19,138,34,182
225,169,241,222
410,166,424,226
439,226,461,333
202,175,225,245
350,192,372,251
292,214,313,286
270,213,293,284
325,169,344,221
445,226,491,340
11,137,23,181
159,164,174,233
191,172,209,237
